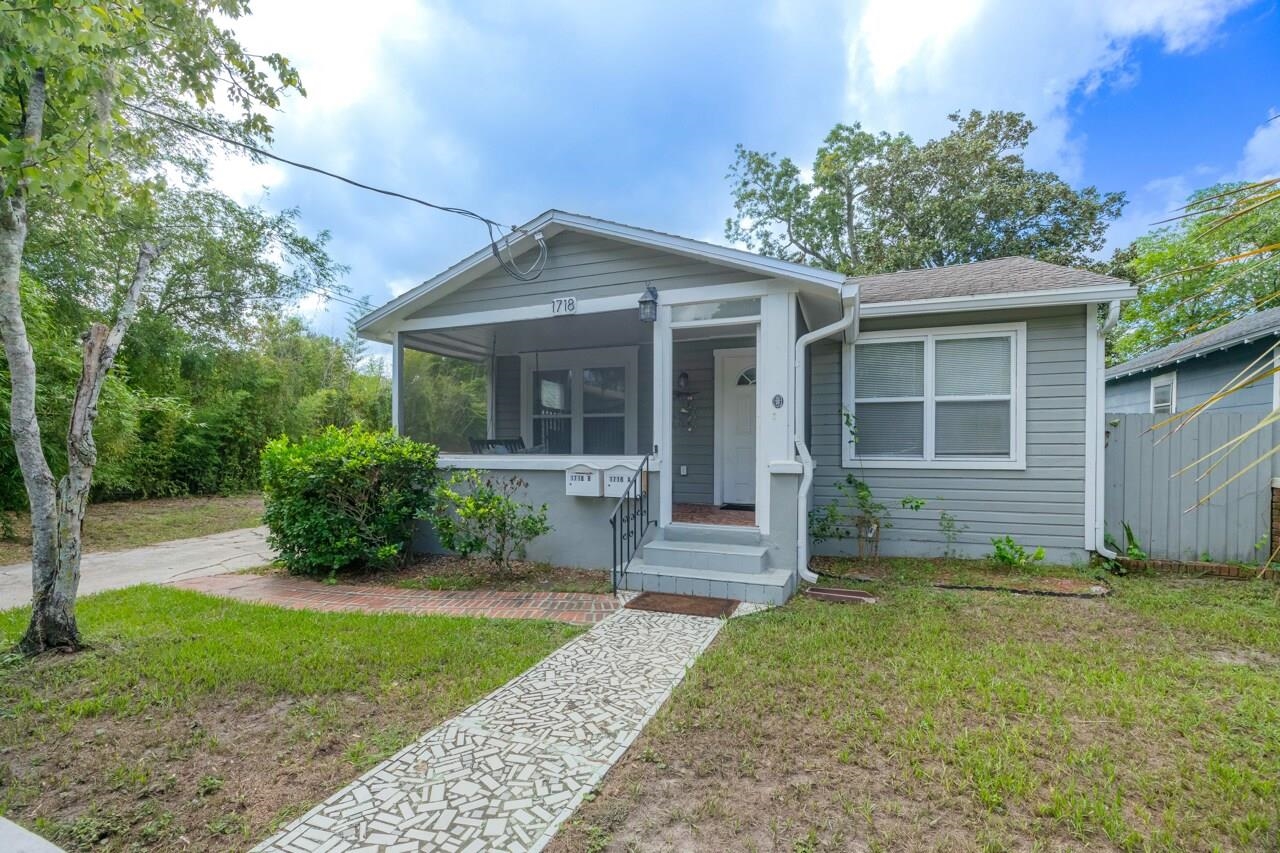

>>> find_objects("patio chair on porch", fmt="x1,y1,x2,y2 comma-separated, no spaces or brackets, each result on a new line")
468,437,527,454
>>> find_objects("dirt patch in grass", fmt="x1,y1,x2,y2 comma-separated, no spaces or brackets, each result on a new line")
551,569,1280,852
813,555,1110,596
256,553,612,595
0,494,263,565
0,585,580,851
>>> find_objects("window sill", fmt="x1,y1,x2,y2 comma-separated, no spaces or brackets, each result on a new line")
842,457,1027,471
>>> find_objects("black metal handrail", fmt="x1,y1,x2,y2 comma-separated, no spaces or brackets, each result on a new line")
608,454,653,592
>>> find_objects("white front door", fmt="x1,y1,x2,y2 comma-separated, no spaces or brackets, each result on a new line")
716,349,757,506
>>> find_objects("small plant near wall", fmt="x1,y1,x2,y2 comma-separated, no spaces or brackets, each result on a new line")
989,535,1045,569
938,507,967,558
809,477,920,559
431,471,552,576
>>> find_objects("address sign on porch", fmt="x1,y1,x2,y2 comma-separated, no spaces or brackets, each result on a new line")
551,296,578,315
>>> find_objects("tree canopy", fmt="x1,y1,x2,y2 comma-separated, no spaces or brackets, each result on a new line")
726,110,1126,276
1110,182,1280,364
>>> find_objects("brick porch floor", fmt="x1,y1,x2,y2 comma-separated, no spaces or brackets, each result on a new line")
172,573,619,625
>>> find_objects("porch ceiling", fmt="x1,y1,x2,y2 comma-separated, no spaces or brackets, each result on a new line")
401,308,652,361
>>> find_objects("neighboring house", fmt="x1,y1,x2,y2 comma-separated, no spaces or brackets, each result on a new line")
1105,306,1280,415
358,210,1136,602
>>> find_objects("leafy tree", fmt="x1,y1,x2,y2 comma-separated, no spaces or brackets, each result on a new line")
1111,182,1280,363
0,1,302,654
727,110,1125,275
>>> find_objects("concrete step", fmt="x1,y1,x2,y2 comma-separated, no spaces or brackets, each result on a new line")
618,560,794,605
660,523,761,546
641,539,769,574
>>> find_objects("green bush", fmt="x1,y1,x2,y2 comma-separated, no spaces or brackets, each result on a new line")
260,426,438,577
430,470,551,575
989,535,1045,569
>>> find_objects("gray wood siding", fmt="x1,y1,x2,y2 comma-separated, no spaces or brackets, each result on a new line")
493,355,521,440
417,232,767,317
671,336,755,504
1106,341,1275,415
809,306,1089,560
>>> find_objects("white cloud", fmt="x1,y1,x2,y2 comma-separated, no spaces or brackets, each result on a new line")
843,0,1251,179
206,156,287,205
386,276,419,297
1239,111,1280,179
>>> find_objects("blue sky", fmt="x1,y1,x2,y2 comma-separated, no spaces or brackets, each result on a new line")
218,0,1280,340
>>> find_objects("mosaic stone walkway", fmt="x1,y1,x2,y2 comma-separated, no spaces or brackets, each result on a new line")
172,573,618,625
253,606,728,853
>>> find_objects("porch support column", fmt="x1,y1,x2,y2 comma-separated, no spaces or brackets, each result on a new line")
391,330,404,436
655,302,673,527
755,291,796,536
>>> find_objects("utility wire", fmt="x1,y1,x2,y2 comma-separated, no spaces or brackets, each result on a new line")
125,102,549,282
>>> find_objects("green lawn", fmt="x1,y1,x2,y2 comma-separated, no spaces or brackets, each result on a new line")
553,561,1280,852
0,585,582,851
0,494,264,564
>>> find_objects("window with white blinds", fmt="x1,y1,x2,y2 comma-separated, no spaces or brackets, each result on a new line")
846,324,1025,468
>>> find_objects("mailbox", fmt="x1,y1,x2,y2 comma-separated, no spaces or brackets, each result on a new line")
603,465,643,498
565,464,602,497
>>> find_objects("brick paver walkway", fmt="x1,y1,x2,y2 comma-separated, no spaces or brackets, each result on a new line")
172,573,619,625
253,607,727,853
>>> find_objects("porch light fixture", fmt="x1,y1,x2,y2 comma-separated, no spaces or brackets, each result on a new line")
638,285,658,323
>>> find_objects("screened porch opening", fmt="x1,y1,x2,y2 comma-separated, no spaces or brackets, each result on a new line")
669,325,758,527
396,308,654,458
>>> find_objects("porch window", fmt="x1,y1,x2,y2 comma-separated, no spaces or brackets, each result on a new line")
845,323,1025,469
521,347,638,455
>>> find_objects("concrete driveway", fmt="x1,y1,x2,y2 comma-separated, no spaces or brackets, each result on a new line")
0,526,275,611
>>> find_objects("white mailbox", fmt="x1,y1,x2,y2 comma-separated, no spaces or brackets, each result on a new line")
565,464,602,497
602,465,642,498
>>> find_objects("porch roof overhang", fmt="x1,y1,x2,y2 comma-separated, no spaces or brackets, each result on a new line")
356,209,848,344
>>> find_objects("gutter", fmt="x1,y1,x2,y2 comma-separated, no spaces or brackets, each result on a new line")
793,293,859,583
1094,300,1122,560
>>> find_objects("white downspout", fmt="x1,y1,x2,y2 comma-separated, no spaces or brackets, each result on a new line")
794,291,859,583
1094,300,1122,559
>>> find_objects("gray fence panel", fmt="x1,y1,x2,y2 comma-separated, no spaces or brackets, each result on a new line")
1104,412,1275,563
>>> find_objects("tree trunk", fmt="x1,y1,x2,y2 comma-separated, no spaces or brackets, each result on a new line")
0,68,68,653
17,243,157,654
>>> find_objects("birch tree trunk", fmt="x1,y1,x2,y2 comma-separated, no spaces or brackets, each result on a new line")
1,67,159,654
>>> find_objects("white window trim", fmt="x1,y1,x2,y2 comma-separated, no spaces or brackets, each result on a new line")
1150,371,1177,415
520,346,638,455
1272,348,1279,412
841,321,1028,470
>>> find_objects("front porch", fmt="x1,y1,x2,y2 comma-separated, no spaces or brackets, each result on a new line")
387,290,805,602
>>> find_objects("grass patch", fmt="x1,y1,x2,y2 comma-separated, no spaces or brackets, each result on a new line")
0,585,581,851
0,494,264,565
553,559,1280,852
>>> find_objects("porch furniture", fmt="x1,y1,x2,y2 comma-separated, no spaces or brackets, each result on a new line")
468,437,526,454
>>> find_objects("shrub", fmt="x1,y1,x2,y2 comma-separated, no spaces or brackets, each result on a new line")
430,470,551,575
260,426,438,577
989,535,1045,569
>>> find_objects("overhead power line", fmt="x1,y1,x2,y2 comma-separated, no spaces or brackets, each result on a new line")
125,103,548,282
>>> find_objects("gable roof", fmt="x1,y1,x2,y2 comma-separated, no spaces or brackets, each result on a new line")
1106,305,1280,381
356,209,847,337
855,256,1126,303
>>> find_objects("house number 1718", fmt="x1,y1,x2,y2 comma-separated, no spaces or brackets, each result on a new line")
551,296,578,315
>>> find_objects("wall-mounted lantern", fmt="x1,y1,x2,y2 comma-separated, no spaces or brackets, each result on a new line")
638,284,658,323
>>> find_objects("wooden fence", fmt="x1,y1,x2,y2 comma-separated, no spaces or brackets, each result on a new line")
1104,412,1277,564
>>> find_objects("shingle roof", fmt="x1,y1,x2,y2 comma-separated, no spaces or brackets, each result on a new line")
1106,305,1280,380
855,256,1127,304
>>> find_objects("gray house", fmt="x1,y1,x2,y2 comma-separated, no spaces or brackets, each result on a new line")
1106,306,1280,415
357,210,1136,602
